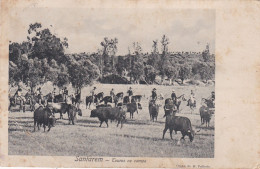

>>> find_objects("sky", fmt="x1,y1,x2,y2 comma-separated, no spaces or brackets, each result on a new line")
9,8,215,55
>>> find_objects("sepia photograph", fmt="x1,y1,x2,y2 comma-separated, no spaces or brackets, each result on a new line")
7,7,215,158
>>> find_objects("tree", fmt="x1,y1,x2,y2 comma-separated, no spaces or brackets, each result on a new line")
152,40,159,55
198,63,214,82
164,63,178,85
25,58,44,92
9,61,20,86
27,22,68,62
100,37,118,76
178,64,191,84
67,54,100,91
144,65,157,84
161,35,169,58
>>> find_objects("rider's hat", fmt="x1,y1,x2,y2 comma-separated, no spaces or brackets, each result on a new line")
212,91,215,94
112,88,114,90
153,88,156,91
172,89,175,92
129,87,132,89
93,87,96,89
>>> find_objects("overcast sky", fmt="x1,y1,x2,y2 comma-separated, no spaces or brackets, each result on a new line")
9,8,215,55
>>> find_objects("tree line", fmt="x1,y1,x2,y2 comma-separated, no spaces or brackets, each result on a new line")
9,22,215,92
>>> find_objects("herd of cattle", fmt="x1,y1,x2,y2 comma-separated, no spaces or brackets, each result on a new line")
12,90,215,142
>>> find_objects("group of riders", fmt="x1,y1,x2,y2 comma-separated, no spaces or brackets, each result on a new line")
10,84,215,112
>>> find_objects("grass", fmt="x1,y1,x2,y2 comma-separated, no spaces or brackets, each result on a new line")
8,84,214,158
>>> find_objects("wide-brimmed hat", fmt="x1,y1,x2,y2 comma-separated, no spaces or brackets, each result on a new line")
172,89,175,92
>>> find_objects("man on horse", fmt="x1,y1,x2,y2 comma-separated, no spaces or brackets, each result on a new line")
110,88,115,103
14,86,25,104
90,87,97,104
35,87,43,105
207,91,215,108
63,87,69,103
149,88,157,108
171,89,177,106
187,90,196,107
127,87,133,103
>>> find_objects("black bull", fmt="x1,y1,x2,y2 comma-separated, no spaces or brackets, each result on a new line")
34,106,56,132
90,107,126,128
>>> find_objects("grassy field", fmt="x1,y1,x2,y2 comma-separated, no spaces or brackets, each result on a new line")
8,84,214,157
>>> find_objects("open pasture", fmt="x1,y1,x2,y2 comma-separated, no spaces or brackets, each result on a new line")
8,84,214,157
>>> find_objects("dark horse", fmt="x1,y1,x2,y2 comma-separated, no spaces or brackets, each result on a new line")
72,93,81,109
54,94,64,103
100,92,123,106
85,92,104,109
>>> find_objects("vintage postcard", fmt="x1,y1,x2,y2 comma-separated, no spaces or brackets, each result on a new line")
0,0,259,168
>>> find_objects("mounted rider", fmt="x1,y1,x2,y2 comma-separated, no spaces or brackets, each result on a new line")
14,86,25,104
110,88,115,103
207,91,215,108
187,90,196,107
127,87,133,103
63,87,68,103
90,87,97,103
171,89,177,106
149,88,157,108
35,87,43,105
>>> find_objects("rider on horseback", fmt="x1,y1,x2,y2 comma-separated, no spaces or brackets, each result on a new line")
207,91,215,108
14,86,25,104
91,87,96,104
110,88,115,103
127,87,133,103
171,89,177,106
63,87,68,103
149,88,157,108
35,87,43,105
187,90,196,107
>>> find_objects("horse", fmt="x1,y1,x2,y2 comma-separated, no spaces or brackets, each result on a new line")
72,93,81,109
85,92,104,109
175,94,186,113
201,98,215,108
54,94,64,103
187,97,196,113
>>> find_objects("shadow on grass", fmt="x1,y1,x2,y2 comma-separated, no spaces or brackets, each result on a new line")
112,134,165,142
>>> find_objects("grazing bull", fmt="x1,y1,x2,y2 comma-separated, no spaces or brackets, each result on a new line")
34,106,56,132
68,105,82,125
199,105,212,127
90,107,126,128
149,101,159,122
47,102,70,119
162,115,194,142
123,102,142,119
